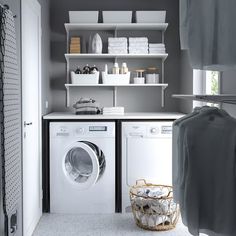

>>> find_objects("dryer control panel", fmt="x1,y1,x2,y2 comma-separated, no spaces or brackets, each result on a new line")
123,122,173,138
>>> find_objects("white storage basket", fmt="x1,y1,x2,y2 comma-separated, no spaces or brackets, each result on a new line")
71,71,99,85
102,11,132,23
102,72,130,85
69,11,99,23
136,11,166,23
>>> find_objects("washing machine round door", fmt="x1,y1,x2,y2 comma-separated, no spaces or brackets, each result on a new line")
63,141,106,190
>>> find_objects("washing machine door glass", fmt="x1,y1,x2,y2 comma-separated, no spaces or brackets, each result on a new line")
64,141,106,189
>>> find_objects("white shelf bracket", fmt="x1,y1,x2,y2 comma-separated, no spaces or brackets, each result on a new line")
66,86,70,107
161,86,167,107
113,86,117,107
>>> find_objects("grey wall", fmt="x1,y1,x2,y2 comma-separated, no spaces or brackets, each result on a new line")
50,0,181,112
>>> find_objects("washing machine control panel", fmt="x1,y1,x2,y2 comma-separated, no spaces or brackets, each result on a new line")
50,122,115,138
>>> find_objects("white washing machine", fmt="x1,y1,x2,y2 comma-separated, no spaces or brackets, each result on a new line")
122,122,173,213
50,122,115,214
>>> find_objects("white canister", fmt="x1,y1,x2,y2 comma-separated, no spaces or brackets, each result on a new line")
146,74,160,84
133,77,145,84
146,68,159,84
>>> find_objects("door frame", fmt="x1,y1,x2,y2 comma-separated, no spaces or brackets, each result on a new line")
21,0,42,234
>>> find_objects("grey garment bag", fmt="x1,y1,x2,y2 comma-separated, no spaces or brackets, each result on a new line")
180,108,236,236
180,0,236,71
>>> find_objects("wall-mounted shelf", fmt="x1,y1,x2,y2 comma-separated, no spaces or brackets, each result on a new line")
66,83,168,107
65,23,168,33
65,53,168,62
64,20,169,109
65,83,168,88
172,94,236,105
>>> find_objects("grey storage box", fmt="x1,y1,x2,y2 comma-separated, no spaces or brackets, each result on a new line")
102,11,132,23
136,11,166,23
69,11,99,23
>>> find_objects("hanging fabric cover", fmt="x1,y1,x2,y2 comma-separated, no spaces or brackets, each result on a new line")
0,5,22,235
180,0,236,71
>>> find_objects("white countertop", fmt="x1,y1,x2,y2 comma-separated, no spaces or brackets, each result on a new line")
43,112,185,120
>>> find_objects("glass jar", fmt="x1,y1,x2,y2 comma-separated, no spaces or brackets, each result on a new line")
146,67,159,84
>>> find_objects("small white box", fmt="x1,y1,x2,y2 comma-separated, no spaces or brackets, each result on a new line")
71,71,99,84
102,72,130,85
133,77,145,84
69,11,99,23
103,11,132,23
136,11,166,23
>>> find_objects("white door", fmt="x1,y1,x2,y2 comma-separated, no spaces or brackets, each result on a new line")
22,0,42,235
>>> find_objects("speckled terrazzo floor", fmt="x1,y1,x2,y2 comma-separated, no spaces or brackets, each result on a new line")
33,213,196,236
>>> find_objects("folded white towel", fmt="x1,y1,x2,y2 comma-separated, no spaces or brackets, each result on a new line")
108,37,127,43
129,48,149,54
108,42,128,47
149,49,166,54
108,49,128,54
129,37,148,43
103,106,124,111
129,42,149,47
149,43,165,48
129,46,149,50
108,46,128,50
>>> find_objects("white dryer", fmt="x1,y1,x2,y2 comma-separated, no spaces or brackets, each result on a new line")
50,122,115,214
122,122,173,213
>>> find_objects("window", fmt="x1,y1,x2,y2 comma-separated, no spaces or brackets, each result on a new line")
193,70,220,107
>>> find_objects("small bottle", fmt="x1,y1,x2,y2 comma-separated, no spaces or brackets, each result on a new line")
121,62,128,74
104,64,108,74
112,62,119,74
83,64,90,74
75,66,82,74
90,65,99,74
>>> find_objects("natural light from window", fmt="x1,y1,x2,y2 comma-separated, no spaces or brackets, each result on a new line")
193,70,220,108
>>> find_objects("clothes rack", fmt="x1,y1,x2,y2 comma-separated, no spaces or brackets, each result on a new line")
172,94,236,105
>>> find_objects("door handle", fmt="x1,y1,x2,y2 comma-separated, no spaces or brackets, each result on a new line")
24,121,32,127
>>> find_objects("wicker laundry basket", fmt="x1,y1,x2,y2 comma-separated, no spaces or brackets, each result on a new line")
130,179,179,231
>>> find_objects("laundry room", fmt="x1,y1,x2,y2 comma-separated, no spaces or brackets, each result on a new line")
1,0,236,236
